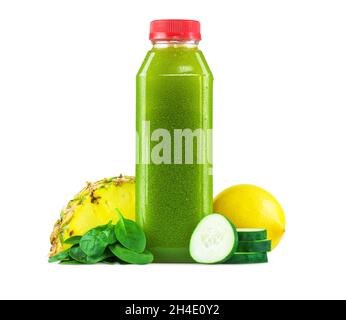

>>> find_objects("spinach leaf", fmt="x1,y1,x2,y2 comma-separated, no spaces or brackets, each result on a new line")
59,260,82,265
48,249,70,263
115,209,146,253
79,222,116,257
109,244,153,265
102,257,119,265
69,246,112,264
64,236,82,245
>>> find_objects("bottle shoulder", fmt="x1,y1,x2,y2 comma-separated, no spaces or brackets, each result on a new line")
137,48,213,78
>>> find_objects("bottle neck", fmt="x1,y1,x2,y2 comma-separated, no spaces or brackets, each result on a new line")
152,40,199,49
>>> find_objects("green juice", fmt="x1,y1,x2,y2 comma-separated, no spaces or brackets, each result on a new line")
136,20,213,263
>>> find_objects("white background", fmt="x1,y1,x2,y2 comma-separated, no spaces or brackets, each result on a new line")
0,0,345,300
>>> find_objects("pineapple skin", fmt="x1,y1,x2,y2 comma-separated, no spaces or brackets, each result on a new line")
49,175,135,257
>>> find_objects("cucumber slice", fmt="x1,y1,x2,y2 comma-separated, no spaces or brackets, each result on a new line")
189,214,238,264
237,240,272,253
237,228,267,241
226,252,268,264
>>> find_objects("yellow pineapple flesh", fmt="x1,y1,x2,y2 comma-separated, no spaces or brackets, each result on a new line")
49,175,135,257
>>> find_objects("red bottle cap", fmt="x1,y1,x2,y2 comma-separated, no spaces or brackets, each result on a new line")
149,19,201,41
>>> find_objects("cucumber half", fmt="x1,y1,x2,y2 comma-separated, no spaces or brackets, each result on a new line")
190,214,238,264
226,252,268,264
237,228,267,241
237,240,272,253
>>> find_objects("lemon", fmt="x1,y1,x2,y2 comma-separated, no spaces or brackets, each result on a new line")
213,184,286,250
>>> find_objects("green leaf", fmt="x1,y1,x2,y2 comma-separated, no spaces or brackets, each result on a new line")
64,236,82,245
48,249,70,263
79,222,116,257
109,244,153,265
102,257,119,265
59,260,82,265
115,210,146,253
69,246,112,264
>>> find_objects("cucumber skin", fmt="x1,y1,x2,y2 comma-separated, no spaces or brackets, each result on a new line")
226,252,268,264
237,229,267,241
236,240,272,253
218,218,239,264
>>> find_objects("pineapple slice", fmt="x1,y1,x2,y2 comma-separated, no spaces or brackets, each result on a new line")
49,175,135,257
